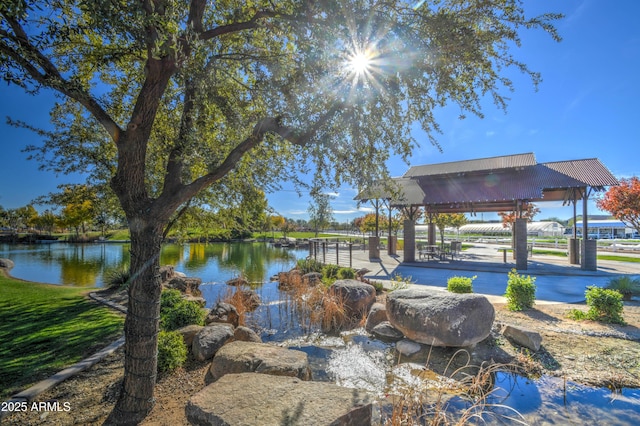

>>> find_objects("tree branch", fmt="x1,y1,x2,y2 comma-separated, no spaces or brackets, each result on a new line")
0,18,123,141
158,103,344,210
199,11,279,40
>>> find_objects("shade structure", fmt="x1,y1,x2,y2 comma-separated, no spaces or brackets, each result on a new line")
355,153,618,214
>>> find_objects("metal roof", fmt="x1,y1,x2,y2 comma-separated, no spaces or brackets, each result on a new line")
355,153,619,213
403,153,537,177
542,159,619,188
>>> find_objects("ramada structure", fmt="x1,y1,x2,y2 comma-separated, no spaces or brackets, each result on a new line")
356,153,619,271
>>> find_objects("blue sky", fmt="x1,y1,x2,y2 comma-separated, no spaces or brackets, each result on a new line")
1,1,639,224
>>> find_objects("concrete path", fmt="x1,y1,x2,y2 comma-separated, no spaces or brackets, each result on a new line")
349,243,640,304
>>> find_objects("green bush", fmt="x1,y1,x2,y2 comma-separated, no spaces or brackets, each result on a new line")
566,308,587,321
157,330,187,373
104,265,131,290
296,258,324,274
605,276,640,301
337,267,356,280
584,286,625,324
322,264,340,279
447,275,476,294
504,269,536,311
160,289,184,309
160,290,206,331
370,281,385,294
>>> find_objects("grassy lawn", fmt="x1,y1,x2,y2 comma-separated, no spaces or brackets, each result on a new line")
598,254,640,263
0,274,124,399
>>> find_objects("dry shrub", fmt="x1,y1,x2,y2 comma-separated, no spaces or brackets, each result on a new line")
512,349,543,379
217,286,260,327
384,349,527,426
312,287,348,332
277,273,349,333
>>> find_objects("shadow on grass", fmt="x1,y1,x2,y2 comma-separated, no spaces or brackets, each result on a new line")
0,285,123,399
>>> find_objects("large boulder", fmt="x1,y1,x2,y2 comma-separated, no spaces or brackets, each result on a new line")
0,258,15,270
501,325,542,352
177,324,204,348
371,321,404,341
192,323,235,361
329,279,376,319
226,276,248,287
206,341,311,383
365,302,388,332
165,276,202,296
302,272,323,286
233,326,262,343
386,289,494,347
187,373,372,426
159,265,175,283
205,302,239,327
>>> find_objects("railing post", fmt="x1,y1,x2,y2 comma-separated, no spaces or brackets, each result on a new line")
322,241,326,264
349,243,353,268
336,242,339,266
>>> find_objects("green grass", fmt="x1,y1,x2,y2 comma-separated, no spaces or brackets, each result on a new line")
532,249,640,263
107,229,131,241
597,254,640,263
532,249,567,257
0,275,125,399
255,231,340,239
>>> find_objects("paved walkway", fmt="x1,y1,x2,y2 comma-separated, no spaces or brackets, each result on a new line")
349,243,640,304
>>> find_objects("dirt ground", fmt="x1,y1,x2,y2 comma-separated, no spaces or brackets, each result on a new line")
6,297,640,426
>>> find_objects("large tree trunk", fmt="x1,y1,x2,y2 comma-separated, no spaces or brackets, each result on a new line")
106,220,164,425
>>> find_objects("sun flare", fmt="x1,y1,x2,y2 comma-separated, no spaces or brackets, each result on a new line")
348,51,372,75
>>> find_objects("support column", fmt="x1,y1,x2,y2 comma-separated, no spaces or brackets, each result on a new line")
388,235,397,255
387,204,396,255
583,239,597,271
403,219,416,262
581,187,597,271
368,236,380,260
568,238,580,264
515,218,528,270
428,223,436,246
569,190,580,264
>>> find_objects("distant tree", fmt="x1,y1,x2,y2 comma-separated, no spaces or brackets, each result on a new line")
271,216,286,238
280,220,298,238
0,206,6,229
34,209,58,235
597,177,640,235
60,200,94,236
6,205,39,231
389,213,403,236
432,213,467,246
358,212,387,236
499,203,541,230
38,185,97,236
308,194,334,237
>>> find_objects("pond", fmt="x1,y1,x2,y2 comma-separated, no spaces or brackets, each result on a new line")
0,242,307,287
2,242,639,424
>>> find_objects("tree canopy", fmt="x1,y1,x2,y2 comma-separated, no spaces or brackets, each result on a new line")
1,1,561,422
597,177,640,234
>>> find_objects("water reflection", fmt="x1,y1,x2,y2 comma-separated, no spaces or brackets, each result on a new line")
0,242,304,287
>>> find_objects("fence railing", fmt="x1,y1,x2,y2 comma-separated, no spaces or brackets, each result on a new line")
308,237,367,268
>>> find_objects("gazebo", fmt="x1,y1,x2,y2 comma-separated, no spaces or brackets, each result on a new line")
356,153,619,270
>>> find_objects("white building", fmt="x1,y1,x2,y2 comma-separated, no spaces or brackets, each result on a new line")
415,221,565,238
574,220,633,239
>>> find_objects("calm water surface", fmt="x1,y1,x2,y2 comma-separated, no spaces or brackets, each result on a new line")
0,242,306,287
2,241,639,424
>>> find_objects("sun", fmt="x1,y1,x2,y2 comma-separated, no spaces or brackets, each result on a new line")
348,51,372,76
